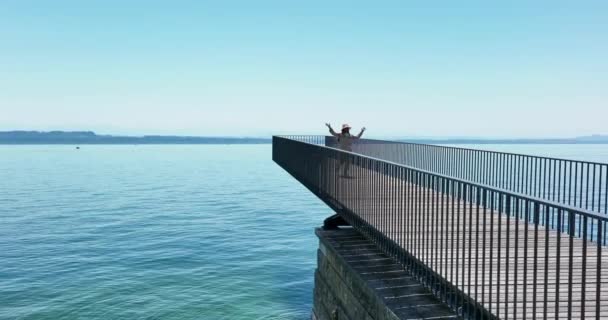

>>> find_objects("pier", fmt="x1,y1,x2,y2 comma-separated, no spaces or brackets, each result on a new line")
273,136,608,319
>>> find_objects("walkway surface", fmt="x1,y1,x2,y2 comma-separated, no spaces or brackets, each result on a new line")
329,166,608,319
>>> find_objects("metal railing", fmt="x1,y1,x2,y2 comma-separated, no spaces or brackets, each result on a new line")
324,136,608,215
274,136,608,319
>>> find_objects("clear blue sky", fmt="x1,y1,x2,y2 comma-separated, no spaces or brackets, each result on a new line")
1,1,606,138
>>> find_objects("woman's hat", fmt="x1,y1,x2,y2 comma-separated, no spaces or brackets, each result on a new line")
342,124,351,130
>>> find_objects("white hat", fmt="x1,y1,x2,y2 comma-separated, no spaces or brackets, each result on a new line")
342,124,351,130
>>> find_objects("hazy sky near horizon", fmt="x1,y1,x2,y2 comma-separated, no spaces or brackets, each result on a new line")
1,1,606,138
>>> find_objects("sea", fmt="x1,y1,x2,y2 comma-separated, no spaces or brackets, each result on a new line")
1,144,607,320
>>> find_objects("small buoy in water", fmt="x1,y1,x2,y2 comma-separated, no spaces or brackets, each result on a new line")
76,147,80,150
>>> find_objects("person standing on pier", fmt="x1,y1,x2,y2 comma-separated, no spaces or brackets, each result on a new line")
325,123,366,176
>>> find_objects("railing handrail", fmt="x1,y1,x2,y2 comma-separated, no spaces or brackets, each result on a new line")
276,135,608,222
365,136,608,166
278,134,608,166
283,134,608,215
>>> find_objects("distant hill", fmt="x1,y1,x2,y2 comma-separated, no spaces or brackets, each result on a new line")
0,131,271,144
399,135,608,145
572,134,608,142
1,131,607,145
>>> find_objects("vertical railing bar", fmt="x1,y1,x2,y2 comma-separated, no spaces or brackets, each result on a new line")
498,153,507,189
472,149,477,185
489,191,495,315
586,164,590,211
605,165,608,242
555,208,562,320
540,158,545,200
414,172,422,279
410,169,415,273
515,155,519,194
591,164,596,240
442,177,447,302
432,177,440,290
558,160,563,204
449,181,456,303
568,160,573,209
599,165,604,216
605,164,608,215
383,161,388,250
514,199,520,320
592,164,597,213
400,164,405,266
417,171,422,278
485,150,489,186
551,160,556,228
507,154,512,191
532,158,540,197
388,160,392,247
581,215,587,320
511,154,515,192
372,158,377,242
523,200,529,320
475,186,481,316
575,163,580,210
482,188,487,318
579,163,584,236
455,181,462,310
596,220,602,320
505,195,511,320
518,155,523,195
552,159,557,204
425,173,431,284
497,193,503,318
543,159,548,211
543,205,549,320
491,150,496,189
525,156,530,197
567,210,574,320
467,185,474,317
406,168,411,270
532,202,539,320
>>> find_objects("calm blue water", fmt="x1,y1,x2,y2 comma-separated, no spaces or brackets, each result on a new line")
0,145,327,320
1,144,607,320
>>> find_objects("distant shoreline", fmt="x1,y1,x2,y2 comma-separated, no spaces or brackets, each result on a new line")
0,131,270,145
0,140,271,145
399,138,608,145
1,131,608,145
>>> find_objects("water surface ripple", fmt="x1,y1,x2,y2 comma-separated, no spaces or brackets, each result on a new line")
0,145,326,320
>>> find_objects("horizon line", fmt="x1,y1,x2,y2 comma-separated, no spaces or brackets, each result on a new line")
1,130,608,142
